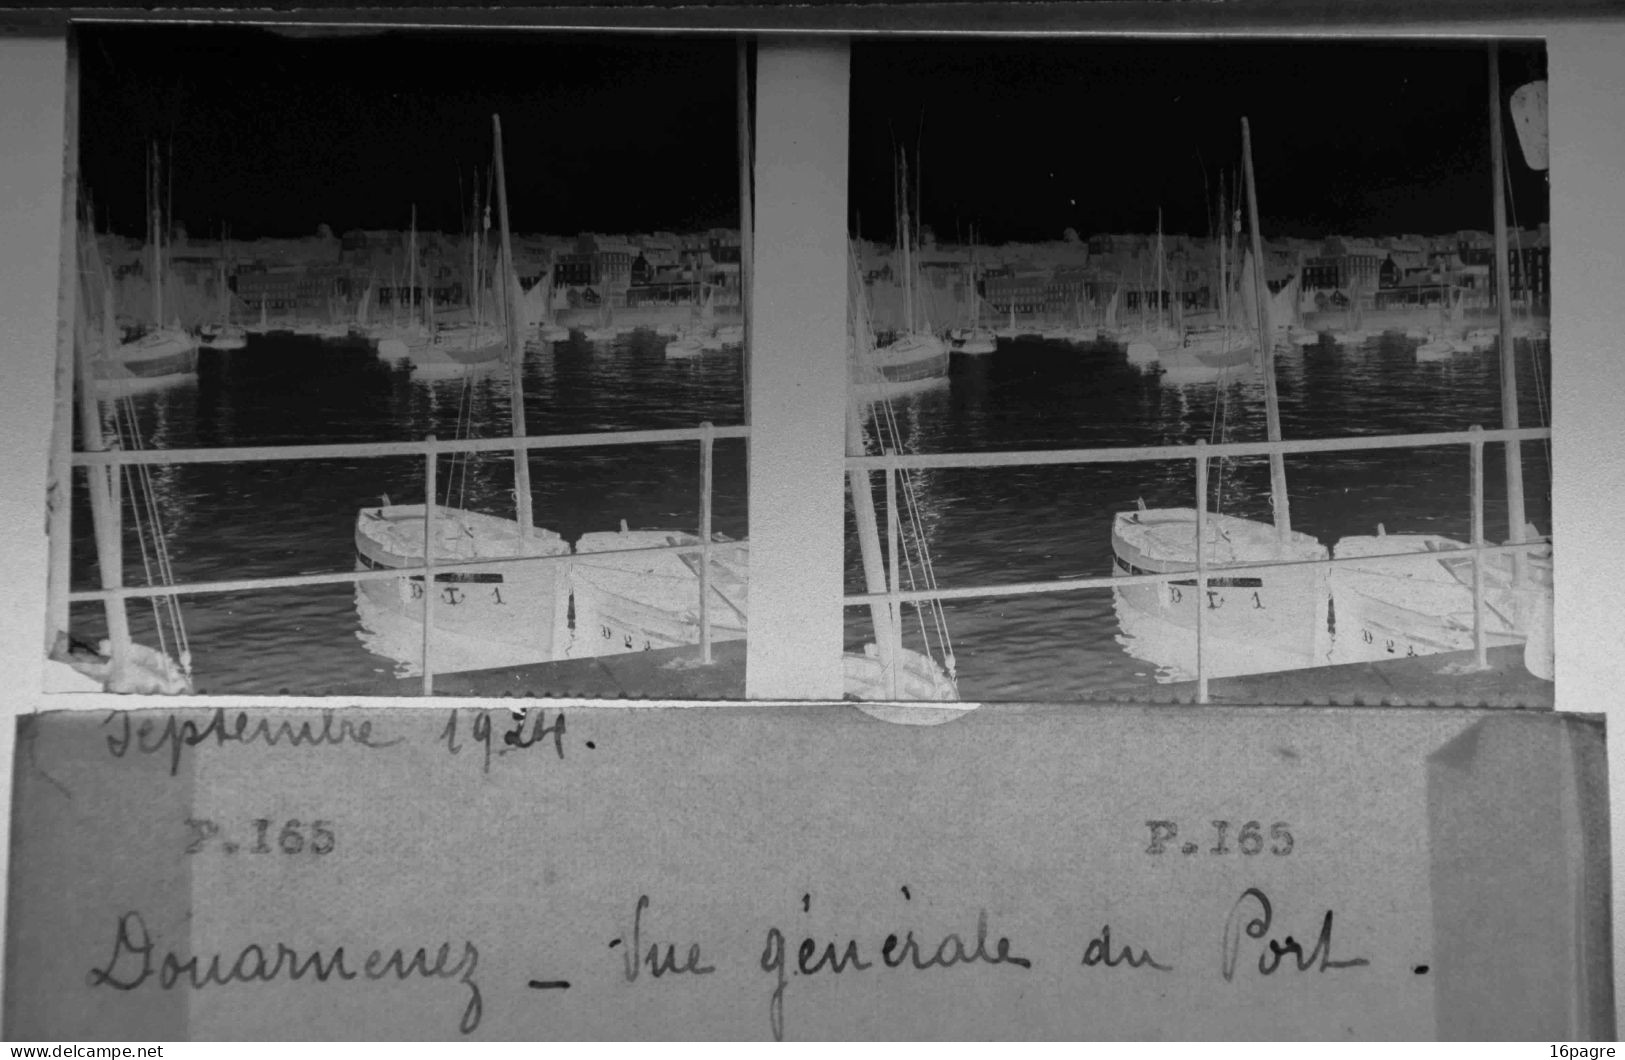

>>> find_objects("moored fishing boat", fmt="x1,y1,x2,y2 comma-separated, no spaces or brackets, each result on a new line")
567,525,748,657
664,332,707,359
851,147,949,399
92,149,198,398
1323,45,1553,679
851,330,950,400
1111,506,1329,680
947,326,997,354
947,234,997,355
1112,118,1330,683
50,186,195,694
354,502,573,673
1323,527,1550,666
355,115,574,675
845,238,961,702
198,243,247,350
97,327,200,398
408,321,507,378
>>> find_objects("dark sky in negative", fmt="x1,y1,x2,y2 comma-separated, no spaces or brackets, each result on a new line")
78,28,1548,243
851,37,1550,243
78,26,745,239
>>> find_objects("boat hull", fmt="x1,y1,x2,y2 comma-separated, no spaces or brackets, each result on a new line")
852,332,950,400
947,328,997,355
1325,533,1551,671
354,504,572,674
1111,508,1330,681
93,329,199,397
842,643,959,701
568,529,748,658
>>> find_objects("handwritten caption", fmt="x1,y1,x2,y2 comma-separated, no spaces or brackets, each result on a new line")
85,709,1376,1040
87,886,1369,1040
102,707,570,777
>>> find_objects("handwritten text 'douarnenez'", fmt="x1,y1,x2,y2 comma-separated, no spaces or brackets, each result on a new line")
86,911,483,1035
103,710,403,776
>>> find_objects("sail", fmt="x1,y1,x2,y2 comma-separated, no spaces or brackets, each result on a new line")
1237,250,1259,329
1272,272,1301,327
517,278,552,331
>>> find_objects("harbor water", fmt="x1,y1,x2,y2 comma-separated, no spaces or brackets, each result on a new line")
69,331,1552,699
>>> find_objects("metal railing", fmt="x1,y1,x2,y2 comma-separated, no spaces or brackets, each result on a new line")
67,422,748,695
844,424,1551,703
68,420,1553,702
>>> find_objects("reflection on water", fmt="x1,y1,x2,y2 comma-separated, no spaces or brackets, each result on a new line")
70,331,747,694
69,330,1551,698
845,336,1553,700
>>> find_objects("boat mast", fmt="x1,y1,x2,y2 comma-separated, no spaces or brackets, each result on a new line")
75,221,134,680
1220,200,1228,332
1241,117,1292,540
846,244,897,673
899,149,914,334
1488,43,1527,552
149,143,163,328
219,228,230,326
970,226,979,330
470,179,482,326
736,37,753,420
491,114,534,539
1156,209,1165,330
45,45,81,654
408,205,418,327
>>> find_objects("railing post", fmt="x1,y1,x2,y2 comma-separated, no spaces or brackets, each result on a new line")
1469,424,1488,669
698,420,714,665
885,453,903,700
422,434,437,696
1194,440,1210,705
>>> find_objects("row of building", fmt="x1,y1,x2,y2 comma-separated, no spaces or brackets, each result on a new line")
101,225,747,323
858,226,1551,323
99,223,1548,327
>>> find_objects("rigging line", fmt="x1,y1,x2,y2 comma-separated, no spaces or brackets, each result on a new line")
126,392,189,666
865,358,950,656
849,248,951,670
874,420,939,663
121,391,189,669
897,468,955,666
867,396,930,658
1501,139,1553,483
1213,369,1232,516
876,403,950,664
896,462,954,661
111,402,166,654
451,371,476,509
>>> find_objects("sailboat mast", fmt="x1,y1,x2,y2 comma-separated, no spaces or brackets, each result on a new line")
470,180,481,325
1241,117,1292,540
970,227,979,330
1156,209,1164,329
736,37,753,420
1488,44,1527,548
149,143,163,327
1218,181,1227,333
408,205,418,325
846,245,897,673
74,226,135,678
491,115,534,539
900,149,914,333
